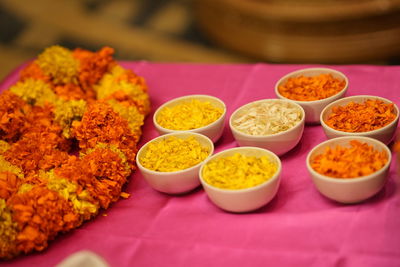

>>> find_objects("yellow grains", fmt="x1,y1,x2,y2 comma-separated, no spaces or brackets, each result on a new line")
156,99,223,130
140,136,210,172
202,153,277,190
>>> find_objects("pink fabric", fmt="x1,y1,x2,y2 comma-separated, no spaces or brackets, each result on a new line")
1,62,399,267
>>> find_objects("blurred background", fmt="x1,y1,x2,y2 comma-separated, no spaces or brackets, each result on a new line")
1,0,400,81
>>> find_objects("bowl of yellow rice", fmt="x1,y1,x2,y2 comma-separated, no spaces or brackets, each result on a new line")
199,146,282,212
137,132,214,194
153,94,226,143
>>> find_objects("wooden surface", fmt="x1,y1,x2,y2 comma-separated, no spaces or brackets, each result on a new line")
0,0,249,81
194,0,400,63
1,0,400,82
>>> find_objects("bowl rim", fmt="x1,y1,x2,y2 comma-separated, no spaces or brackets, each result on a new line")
274,67,349,104
229,98,305,139
136,132,214,175
153,94,227,133
199,146,282,193
320,95,400,135
306,136,392,183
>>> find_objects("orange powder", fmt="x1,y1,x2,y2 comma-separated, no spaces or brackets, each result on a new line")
311,140,388,178
278,74,346,101
325,99,396,132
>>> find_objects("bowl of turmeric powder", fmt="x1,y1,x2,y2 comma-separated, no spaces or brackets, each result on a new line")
137,132,214,194
306,136,391,204
275,68,348,124
320,95,399,145
153,94,226,143
199,146,282,212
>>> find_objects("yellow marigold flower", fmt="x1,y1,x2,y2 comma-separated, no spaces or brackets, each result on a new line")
94,65,150,114
39,170,98,218
9,78,57,106
202,153,277,190
156,99,223,130
0,141,10,154
139,136,210,172
0,155,24,179
36,45,79,85
17,183,34,194
107,99,144,137
53,99,87,138
0,199,19,259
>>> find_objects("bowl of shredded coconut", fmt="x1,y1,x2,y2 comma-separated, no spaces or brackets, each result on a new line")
229,99,305,155
153,95,226,143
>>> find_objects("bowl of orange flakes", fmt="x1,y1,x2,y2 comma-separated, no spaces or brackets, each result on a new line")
320,95,399,145
306,136,391,203
275,67,348,124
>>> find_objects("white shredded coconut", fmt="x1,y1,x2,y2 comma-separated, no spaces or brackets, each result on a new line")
232,100,302,135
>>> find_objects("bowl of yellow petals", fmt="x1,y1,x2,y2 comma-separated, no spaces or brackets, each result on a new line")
137,132,214,194
199,146,282,213
153,94,226,143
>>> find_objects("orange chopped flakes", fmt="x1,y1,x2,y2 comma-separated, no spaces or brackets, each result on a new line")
325,99,396,132
120,192,130,199
311,140,388,178
278,74,346,101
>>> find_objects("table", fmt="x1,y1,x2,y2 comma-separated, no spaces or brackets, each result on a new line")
1,62,399,267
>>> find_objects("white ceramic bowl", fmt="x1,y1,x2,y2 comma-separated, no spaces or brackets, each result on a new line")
306,136,391,204
199,147,282,212
153,94,226,143
136,132,214,194
275,67,348,124
320,95,399,145
229,99,305,156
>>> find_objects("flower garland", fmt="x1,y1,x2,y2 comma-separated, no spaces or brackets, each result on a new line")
0,45,150,259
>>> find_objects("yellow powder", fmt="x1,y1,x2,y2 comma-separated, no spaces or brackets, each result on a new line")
202,153,277,190
140,136,210,172
156,99,223,130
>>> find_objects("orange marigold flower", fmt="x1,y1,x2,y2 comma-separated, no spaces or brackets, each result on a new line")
4,131,70,176
0,91,30,142
19,61,51,83
81,147,131,209
0,172,20,199
53,83,96,102
72,102,139,168
7,185,80,254
73,46,116,91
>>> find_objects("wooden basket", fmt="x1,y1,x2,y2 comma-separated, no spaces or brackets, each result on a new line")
194,0,400,63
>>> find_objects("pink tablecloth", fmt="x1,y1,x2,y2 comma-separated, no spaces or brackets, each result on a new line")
1,62,399,267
